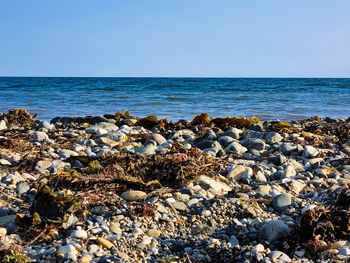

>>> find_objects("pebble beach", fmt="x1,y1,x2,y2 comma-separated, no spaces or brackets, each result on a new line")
1,109,350,263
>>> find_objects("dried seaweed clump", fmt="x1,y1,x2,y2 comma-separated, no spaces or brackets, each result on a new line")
0,109,36,129
296,185,350,254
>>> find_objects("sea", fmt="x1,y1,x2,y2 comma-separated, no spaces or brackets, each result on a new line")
0,77,350,122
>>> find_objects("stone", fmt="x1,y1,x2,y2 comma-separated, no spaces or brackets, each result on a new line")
0,120,7,130
303,145,319,158
97,237,114,249
36,160,52,170
171,201,187,211
241,139,265,151
186,198,199,207
217,135,235,147
272,193,291,212
290,159,305,172
121,190,147,201
79,255,93,263
32,131,49,142
264,131,283,144
2,172,23,185
339,247,350,255
242,130,264,139
227,165,246,181
16,181,30,195
0,227,7,236
225,142,247,155
249,123,264,132
280,143,298,155
252,243,265,261
100,137,119,148
259,220,290,242
147,228,161,237
137,237,152,249
146,133,167,145
290,180,306,194
256,184,271,194
95,128,108,136
0,159,11,166
70,229,88,239
269,250,291,263
37,120,55,130
135,144,157,155
254,171,267,182
196,175,232,196
109,222,122,235
229,235,239,247
58,149,78,159
252,243,264,253
282,165,296,178
223,127,242,139
57,244,77,261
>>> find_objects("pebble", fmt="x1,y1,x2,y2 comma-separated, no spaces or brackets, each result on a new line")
272,193,291,212
0,120,7,130
16,181,30,195
120,190,147,201
227,165,246,181
268,250,291,262
303,145,319,158
57,244,77,261
147,228,161,237
96,237,114,249
70,228,88,239
79,255,93,263
259,220,290,241
171,201,187,211
196,175,232,195
0,227,7,236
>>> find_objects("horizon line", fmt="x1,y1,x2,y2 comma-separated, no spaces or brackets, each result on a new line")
0,75,350,79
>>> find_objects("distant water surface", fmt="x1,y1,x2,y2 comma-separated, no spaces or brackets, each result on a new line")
0,77,349,122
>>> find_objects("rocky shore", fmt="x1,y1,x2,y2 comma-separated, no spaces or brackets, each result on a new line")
0,109,350,263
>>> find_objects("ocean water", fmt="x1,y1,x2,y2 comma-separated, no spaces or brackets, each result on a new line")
0,77,350,122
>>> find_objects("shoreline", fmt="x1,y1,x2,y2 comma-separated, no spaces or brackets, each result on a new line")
0,109,350,262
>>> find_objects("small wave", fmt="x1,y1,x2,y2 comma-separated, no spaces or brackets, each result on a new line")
150,102,167,106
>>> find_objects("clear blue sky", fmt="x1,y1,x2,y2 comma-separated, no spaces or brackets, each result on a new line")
1,0,349,77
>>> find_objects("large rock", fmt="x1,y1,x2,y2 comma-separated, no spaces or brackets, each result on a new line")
241,139,265,151
196,176,232,196
264,131,283,144
146,133,167,145
242,130,264,139
223,127,242,139
225,142,247,155
217,136,235,147
227,165,253,182
259,220,290,242
280,143,298,155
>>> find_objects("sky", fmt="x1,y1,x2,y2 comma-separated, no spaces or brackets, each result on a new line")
0,0,349,77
